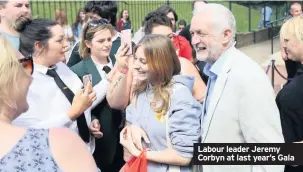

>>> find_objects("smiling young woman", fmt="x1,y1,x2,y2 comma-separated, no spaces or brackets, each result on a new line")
120,35,202,172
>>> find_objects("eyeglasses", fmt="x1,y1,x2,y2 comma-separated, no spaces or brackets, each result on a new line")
19,55,33,75
84,18,110,39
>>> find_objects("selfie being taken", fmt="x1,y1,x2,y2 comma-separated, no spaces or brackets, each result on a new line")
0,1,302,172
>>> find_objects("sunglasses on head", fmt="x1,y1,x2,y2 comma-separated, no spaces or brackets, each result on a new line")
19,55,33,75
84,18,110,39
88,18,110,27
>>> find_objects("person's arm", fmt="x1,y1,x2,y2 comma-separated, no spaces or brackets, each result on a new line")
145,86,202,166
179,58,206,103
239,76,284,143
239,74,284,172
106,67,132,110
117,19,123,32
123,86,202,166
12,95,74,128
31,98,95,129
90,78,110,109
30,113,74,129
26,83,96,129
66,25,74,42
13,110,74,129
123,103,137,162
106,45,134,110
49,128,98,172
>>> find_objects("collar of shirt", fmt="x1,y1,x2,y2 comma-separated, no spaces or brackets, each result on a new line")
203,45,234,79
91,56,113,79
33,62,56,75
91,56,113,69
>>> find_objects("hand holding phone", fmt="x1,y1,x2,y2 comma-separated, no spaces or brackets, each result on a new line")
120,29,132,55
83,74,92,88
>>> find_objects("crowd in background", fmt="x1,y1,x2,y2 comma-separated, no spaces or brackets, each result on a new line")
0,0,302,172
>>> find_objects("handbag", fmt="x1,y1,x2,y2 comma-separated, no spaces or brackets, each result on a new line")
119,149,147,172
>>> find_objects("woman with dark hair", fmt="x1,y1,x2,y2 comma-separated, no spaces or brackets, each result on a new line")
0,34,98,172
117,9,131,32
13,18,107,155
72,8,86,41
156,5,178,32
120,34,202,172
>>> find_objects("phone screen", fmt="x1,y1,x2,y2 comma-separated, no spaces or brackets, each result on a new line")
83,74,92,87
120,29,132,55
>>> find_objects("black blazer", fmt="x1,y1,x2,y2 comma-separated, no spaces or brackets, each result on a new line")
276,64,303,172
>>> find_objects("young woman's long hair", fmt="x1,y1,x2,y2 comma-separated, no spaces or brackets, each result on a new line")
133,34,181,117
72,9,86,32
119,9,131,22
55,9,68,26
0,34,31,109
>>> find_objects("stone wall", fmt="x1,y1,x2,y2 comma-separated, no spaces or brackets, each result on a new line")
235,25,281,48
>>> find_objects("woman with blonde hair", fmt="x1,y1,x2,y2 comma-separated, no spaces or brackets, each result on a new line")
55,9,74,63
0,34,98,171
120,34,202,172
55,9,73,42
277,16,303,172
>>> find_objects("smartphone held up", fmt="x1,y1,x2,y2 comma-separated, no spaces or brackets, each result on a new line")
120,29,132,56
83,74,92,88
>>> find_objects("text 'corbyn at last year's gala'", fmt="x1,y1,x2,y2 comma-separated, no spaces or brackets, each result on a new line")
193,143,303,165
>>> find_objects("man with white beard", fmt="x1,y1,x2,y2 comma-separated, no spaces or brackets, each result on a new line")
190,3,285,172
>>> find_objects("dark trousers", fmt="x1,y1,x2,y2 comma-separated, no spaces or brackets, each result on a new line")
92,107,125,172
97,143,125,172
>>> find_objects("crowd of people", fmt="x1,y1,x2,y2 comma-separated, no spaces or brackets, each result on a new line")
0,0,302,172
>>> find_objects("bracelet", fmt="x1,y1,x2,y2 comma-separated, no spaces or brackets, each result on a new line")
117,67,129,74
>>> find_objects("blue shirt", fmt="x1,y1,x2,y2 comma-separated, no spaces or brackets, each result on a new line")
262,6,272,21
76,24,82,39
0,28,20,50
203,48,230,115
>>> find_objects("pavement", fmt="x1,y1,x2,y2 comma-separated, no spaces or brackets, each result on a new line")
238,38,287,94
